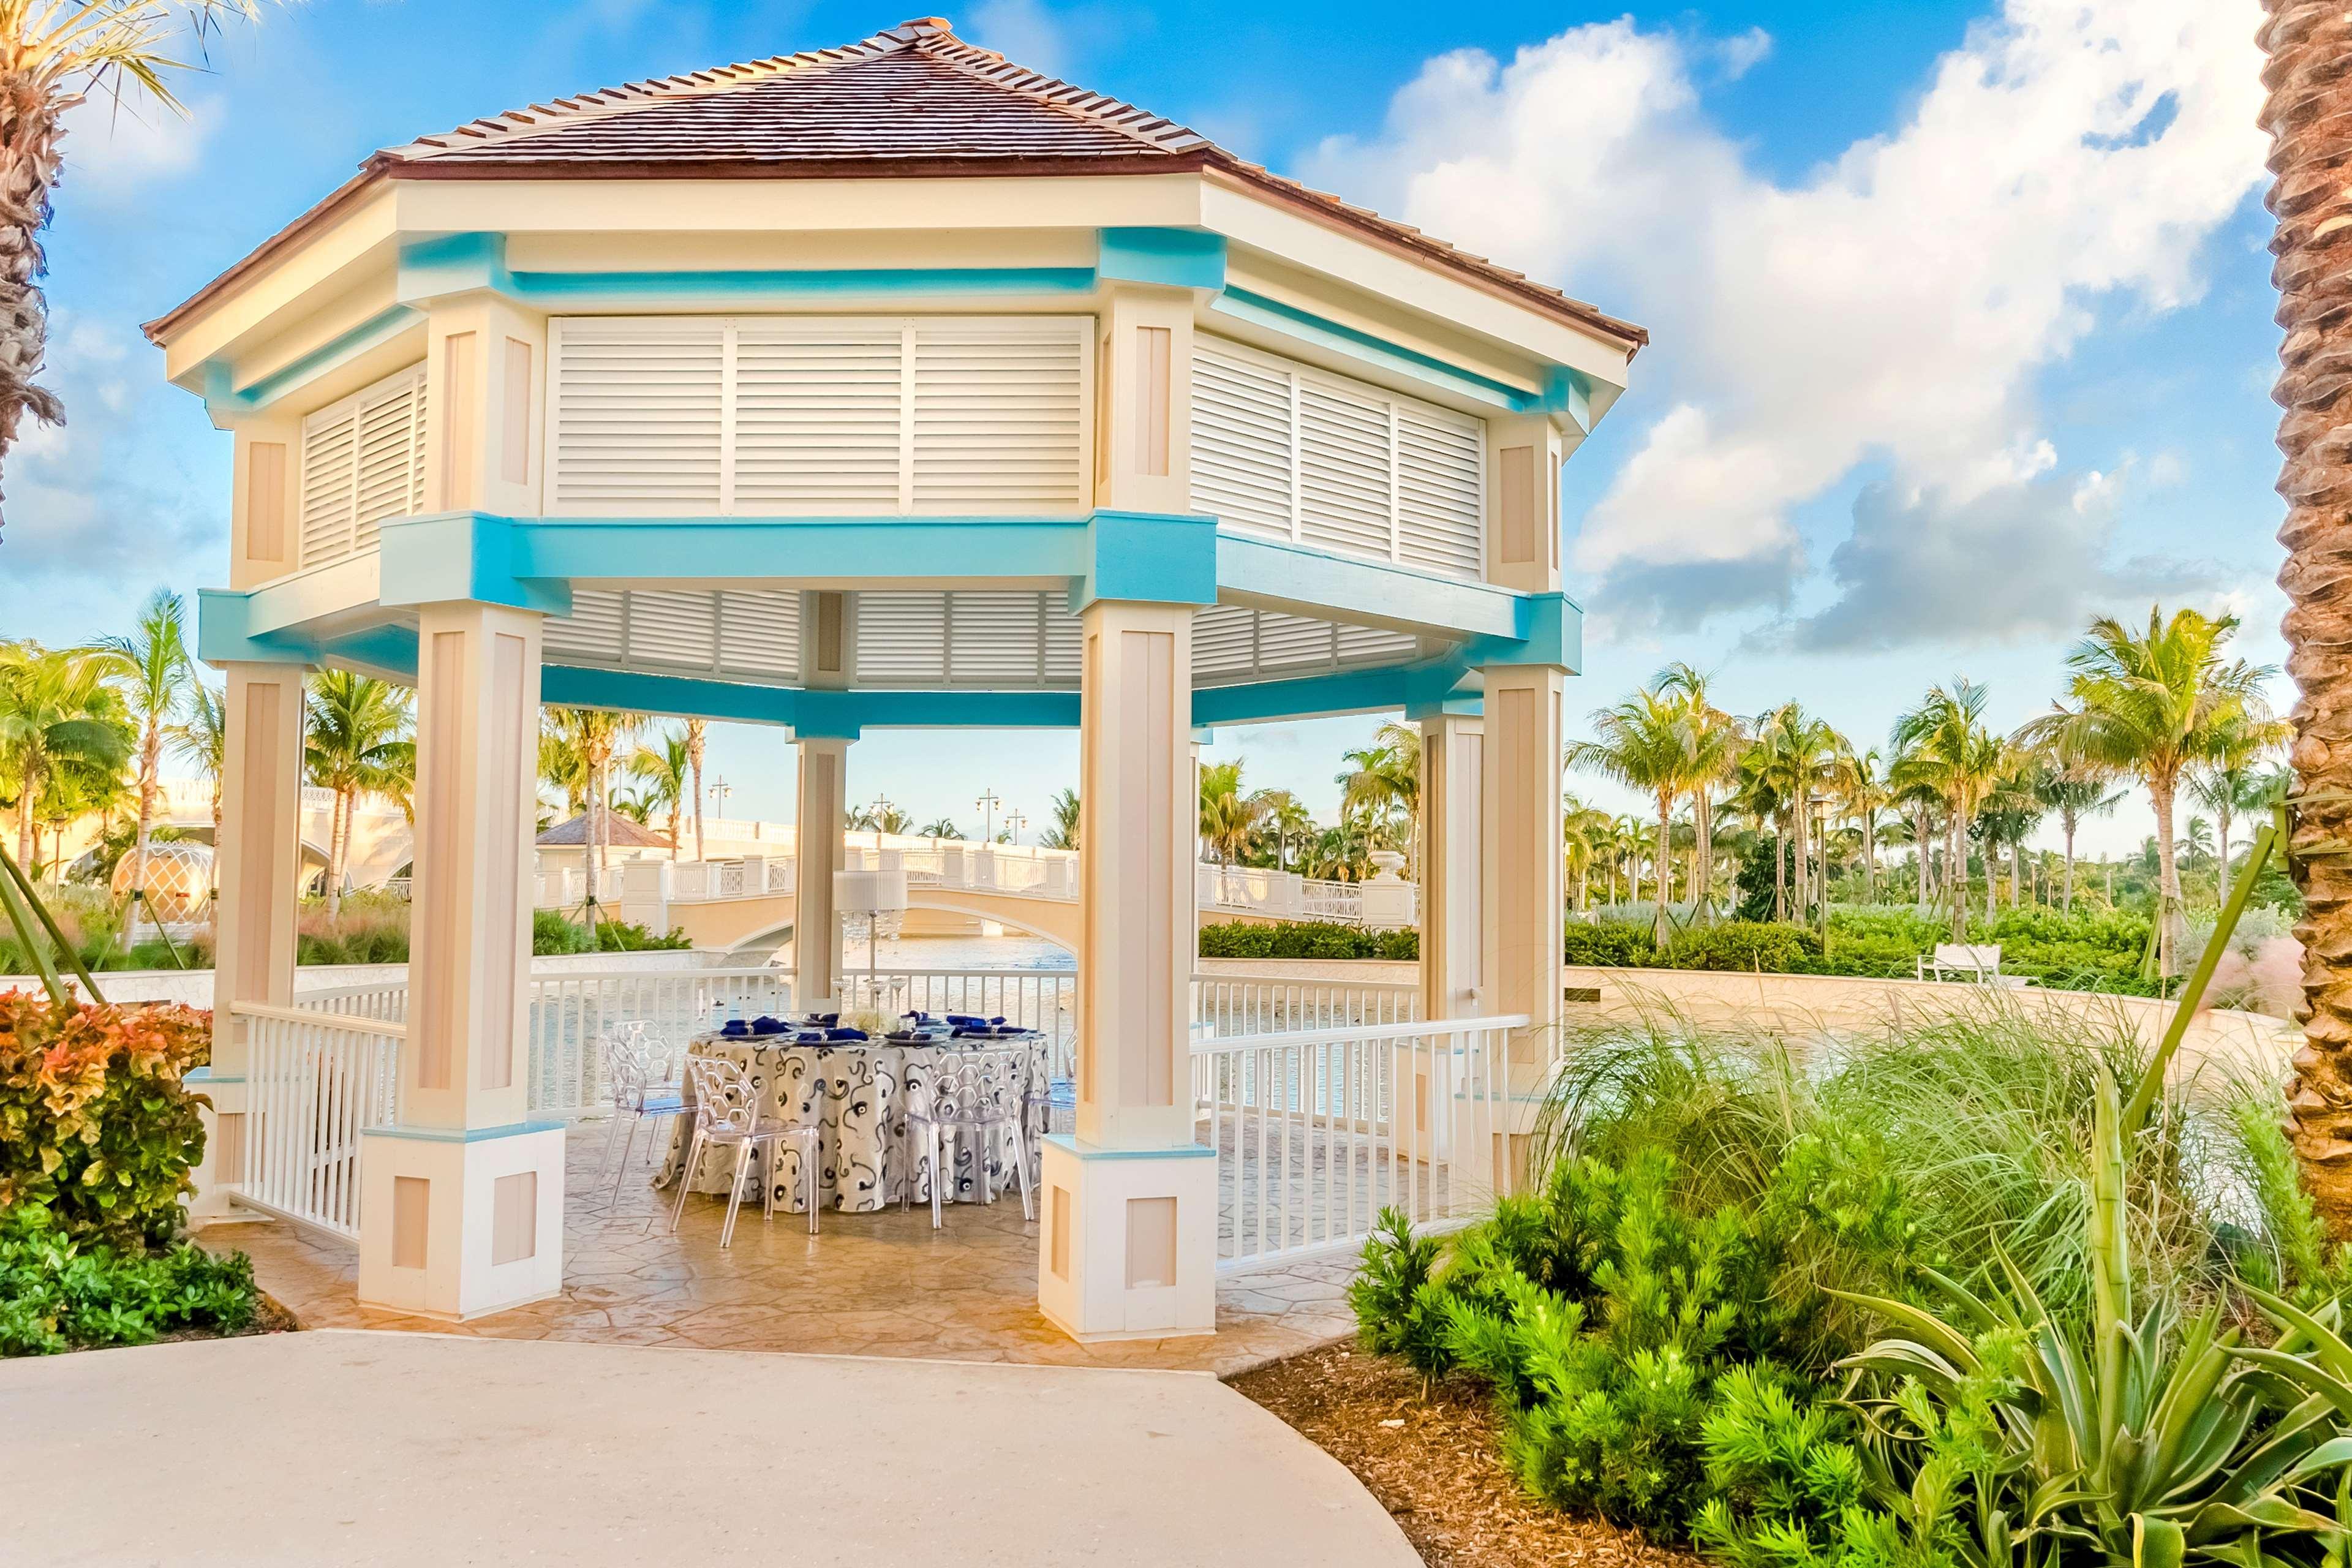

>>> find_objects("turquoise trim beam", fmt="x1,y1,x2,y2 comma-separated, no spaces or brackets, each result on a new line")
1192,668,1412,725
1043,1134,1216,1161
396,232,1095,308
361,1120,567,1144
491,513,1097,583
377,513,571,616
1079,510,1218,608
197,587,322,667
1212,288,1536,413
201,304,423,419
1097,228,1226,292
540,665,1085,731
1213,533,1528,640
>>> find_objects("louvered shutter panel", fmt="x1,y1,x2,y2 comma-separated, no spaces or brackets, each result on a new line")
1396,407,1484,577
299,403,359,568
1255,611,1338,671
1298,380,1393,560
718,592,801,682
625,591,720,671
910,320,1087,512
733,323,904,512
1337,624,1419,666
551,318,725,513
545,589,627,663
353,369,424,554
1191,606,1258,679
1042,601,1082,684
1189,345,1294,540
855,592,949,684
948,592,1047,684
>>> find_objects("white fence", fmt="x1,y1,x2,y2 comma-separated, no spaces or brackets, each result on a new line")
1193,1013,1521,1270
233,1000,403,1243
249,962,1496,1268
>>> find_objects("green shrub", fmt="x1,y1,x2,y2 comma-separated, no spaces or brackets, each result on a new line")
1196,921,1417,960
1561,921,1658,967
1662,922,1822,973
0,1206,257,1356
0,992,212,1249
528,910,690,955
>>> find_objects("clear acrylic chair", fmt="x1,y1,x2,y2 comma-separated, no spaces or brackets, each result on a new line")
903,1046,1034,1229
594,1031,687,1202
668,1054,822,1245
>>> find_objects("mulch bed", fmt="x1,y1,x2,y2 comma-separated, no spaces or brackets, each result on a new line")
1229,1342,1703,1568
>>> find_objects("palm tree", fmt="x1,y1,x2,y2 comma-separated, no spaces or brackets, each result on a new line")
918,817,963,840
1841,747,1893,905
1655,662,1744,920
682,718,709,861
0,644,129,873
2191,712,2293,905
1892,678,2007,943
848,799,913,835
83,589,189,927
1566,684,1696,943
541,706,644,911
304,672,412,918
629,729,690,860
169,678,227,861
1197,759,1261,867
2015,608,2273,975
1257,790,1311,873
2034,768,2124,913
1743,703,1845,925
1336,722,1420,869
0,4,284,531
1038,788,1079,852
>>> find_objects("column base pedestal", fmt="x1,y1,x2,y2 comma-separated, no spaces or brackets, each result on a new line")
184,1069,251,1225
357,1121,567,1321
1036,1136,1217,1343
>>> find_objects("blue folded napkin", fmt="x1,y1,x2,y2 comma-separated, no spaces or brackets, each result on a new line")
944,1014,984,1028
750,1016,785,1036
826,1027,869,1042
801,1012,840,1027
719,1020,750,1037
903,1011,933,1025
794,1030,828,1044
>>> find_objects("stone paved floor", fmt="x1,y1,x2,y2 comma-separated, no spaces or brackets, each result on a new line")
208,1120,1359,1376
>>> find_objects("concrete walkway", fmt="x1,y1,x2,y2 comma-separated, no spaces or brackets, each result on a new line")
5,1330,1419,1566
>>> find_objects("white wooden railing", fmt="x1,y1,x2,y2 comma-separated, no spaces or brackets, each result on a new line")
260,962,1473,1261
233,1000,404,1242
1193,1013,1520,1270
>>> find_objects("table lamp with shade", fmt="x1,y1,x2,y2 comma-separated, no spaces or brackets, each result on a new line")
834,868,909,1016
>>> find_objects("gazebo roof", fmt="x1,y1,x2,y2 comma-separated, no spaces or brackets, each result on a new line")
535,813,671,850
145,17,1644,352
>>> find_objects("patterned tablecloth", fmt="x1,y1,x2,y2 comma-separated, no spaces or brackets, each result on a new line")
655,1032,1048,1213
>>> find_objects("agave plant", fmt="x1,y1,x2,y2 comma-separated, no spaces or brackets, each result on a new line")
1833,1081,2352,1568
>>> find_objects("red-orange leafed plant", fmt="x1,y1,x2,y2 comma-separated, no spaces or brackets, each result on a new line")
0,991,211,1249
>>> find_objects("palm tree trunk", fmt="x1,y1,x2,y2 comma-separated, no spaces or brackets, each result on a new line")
2217,801,2234,908
129,722,160,928
687,720,707,863
327,787,351,920
2268,0,2352,1223
2152,777,2185,977
1772,827,1787,921
1947,809,1967,943
1863,811,1876,905
2062,813,2078,913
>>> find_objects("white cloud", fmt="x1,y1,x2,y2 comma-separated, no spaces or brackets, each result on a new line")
970,0,1078,77
59,96,219,202
1714,27,1773,81
1308,0,2267,639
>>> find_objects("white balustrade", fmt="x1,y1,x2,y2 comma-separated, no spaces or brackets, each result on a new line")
1191,975,1420,1038
1193,1012,1520,1270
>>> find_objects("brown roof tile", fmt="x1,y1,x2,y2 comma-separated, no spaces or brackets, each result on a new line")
148,18,1644,353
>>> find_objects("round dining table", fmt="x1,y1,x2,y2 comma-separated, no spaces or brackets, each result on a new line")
654,1029,1049,1213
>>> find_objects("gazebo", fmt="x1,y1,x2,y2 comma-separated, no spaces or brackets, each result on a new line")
149,18,1643,1341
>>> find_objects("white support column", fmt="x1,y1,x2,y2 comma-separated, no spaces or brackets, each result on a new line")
189,661,307,1223
1480,665,1566,1190
1419,714,1485,1022
357,603,560,1320
1039,598,1215,1343
794,737,850,1010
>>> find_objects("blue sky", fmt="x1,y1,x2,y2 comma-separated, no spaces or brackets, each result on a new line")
0,0,2280,857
